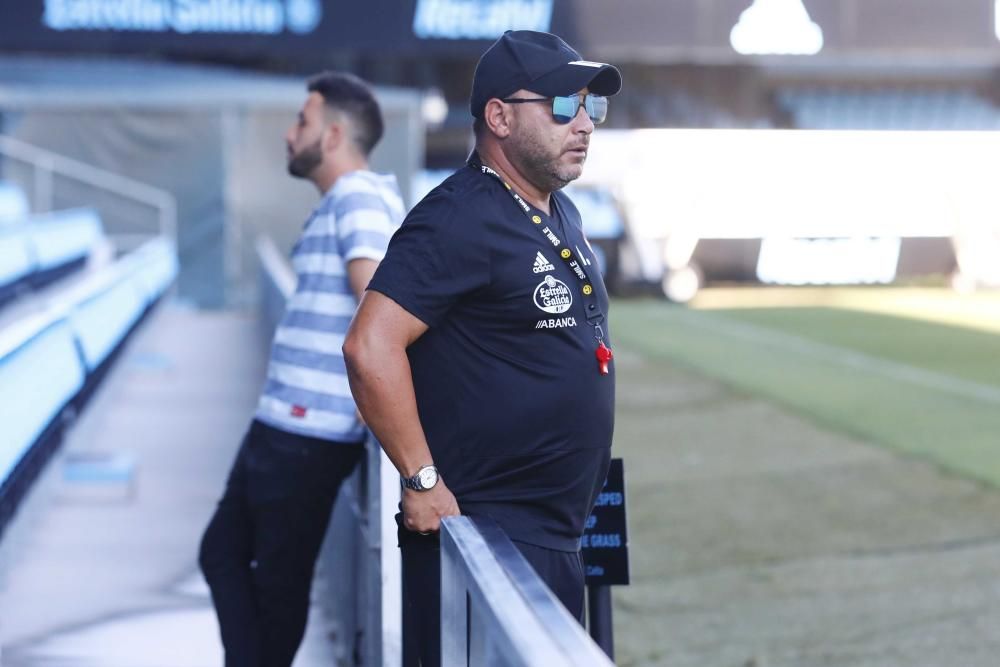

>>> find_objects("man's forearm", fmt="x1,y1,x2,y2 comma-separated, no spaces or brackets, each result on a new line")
345,332,461,532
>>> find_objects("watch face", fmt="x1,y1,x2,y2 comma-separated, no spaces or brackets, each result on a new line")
418,466,438,489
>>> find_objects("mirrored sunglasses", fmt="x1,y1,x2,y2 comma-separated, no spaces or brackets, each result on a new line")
501,93,609,124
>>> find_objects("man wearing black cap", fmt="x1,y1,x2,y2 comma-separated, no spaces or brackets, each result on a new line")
343,30,622,665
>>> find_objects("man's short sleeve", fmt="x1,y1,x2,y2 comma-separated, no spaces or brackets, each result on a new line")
367,192,490,328
332,190,397,263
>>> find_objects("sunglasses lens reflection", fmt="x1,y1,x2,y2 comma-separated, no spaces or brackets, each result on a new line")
587,95,608,124
550,95,608,124
552,96,578,123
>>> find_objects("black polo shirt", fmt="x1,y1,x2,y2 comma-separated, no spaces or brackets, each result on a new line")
368,157,614,551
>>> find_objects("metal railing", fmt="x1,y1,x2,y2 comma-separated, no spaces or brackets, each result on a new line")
0,134,177,246
255,235,296,339
441,516,615,667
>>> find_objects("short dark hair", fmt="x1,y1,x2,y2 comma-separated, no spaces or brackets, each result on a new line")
307,71,384,156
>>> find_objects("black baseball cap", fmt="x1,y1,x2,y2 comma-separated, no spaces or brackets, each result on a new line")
470,30,623,119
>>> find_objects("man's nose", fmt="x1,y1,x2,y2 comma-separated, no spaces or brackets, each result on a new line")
571,105,595,133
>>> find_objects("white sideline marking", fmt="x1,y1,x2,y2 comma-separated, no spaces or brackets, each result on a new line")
668,310,1000,406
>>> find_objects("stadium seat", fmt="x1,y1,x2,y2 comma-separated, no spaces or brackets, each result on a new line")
0,317,85,485
0,237,176,528
0,228,32,293
24,208,103,272
0,182,29,226
777,88,1000,130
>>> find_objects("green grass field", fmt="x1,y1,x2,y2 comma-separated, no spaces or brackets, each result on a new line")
611,288,1000,488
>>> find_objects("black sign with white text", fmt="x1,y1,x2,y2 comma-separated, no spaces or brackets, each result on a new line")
2,1,1000,64
0,0,566,59
582,457,629,586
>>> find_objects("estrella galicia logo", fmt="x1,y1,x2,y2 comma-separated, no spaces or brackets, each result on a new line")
285,0,321,34
533,275,572,314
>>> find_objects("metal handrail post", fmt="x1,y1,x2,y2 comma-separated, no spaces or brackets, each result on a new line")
159,193,178,247
0,134,177,245
440,521,469,665
587,585,615,659
33,158,54,213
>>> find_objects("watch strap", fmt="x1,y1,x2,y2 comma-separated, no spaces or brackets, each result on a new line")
400,464,438,491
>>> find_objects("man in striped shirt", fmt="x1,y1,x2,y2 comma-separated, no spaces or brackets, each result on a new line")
199,71,404,667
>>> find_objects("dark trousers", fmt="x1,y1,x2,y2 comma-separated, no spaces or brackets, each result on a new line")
199,420,363,667
400,524,586,667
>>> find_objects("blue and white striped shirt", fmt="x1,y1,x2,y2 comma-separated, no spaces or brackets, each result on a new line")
256,170,404,442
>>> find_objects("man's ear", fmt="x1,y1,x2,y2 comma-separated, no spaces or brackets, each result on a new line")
483,99,512,139
321,120,343,154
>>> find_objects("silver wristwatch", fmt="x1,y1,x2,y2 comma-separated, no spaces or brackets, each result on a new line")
401,465,439,491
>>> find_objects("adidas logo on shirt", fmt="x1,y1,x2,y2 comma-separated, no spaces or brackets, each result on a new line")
533,251,555,274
